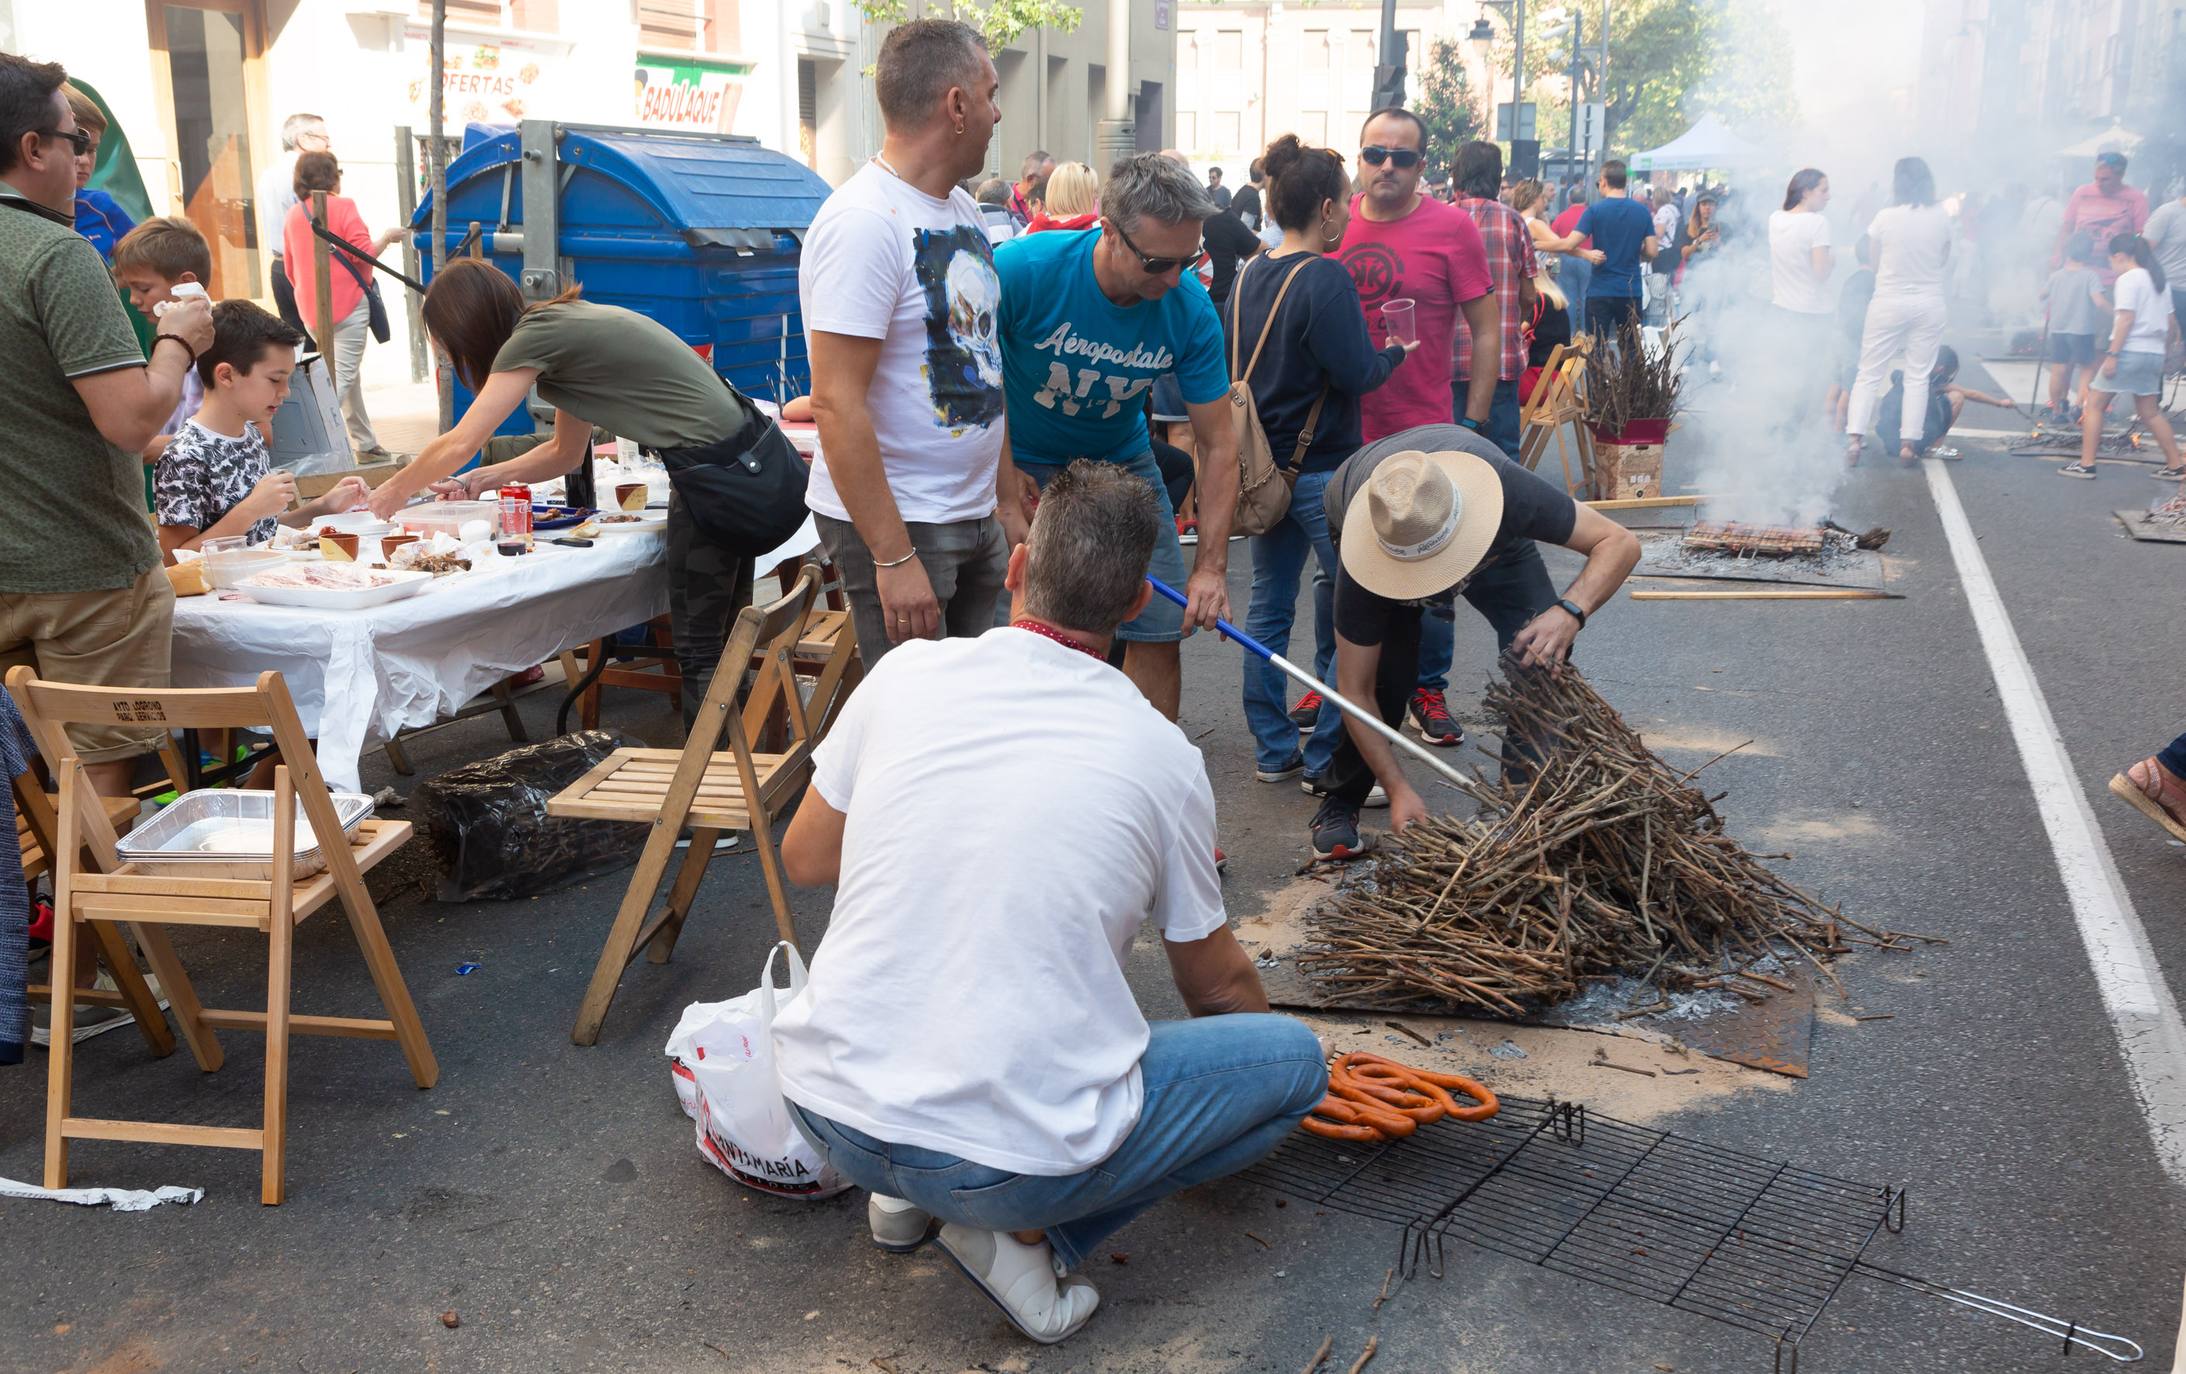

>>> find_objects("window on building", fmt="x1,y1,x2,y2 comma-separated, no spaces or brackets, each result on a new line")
1215,28,1244,69
1214,110,1240,152
1304,29,1329,70
635,0,732,52
416,0,555,28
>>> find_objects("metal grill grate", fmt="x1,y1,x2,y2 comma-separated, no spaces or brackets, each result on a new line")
1244,1097,2142,1369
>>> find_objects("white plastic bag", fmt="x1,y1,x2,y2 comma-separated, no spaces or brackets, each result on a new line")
664,941,849,1200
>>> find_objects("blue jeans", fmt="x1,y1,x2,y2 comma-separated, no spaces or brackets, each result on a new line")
1020,452,1189,643
2160,733,2186,780
788,1015,1328,1272
1245,466,1347,775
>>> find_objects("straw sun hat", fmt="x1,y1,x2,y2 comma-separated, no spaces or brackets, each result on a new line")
1339,449,1506,601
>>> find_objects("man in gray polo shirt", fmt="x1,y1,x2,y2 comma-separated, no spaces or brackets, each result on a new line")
0,52,211,795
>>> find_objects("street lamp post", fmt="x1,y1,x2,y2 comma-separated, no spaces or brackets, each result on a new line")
1469,0,1526,152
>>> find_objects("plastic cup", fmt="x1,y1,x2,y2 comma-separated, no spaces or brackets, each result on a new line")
1381,298,1418,347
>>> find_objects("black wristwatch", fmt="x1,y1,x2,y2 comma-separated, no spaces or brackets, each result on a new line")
1458,416,1484,433
1555,597,1588,628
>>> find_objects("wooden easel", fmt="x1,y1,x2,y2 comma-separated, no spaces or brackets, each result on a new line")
1518,339,1600,498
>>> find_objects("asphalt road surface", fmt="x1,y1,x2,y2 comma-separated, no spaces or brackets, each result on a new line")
4,364,2182,1373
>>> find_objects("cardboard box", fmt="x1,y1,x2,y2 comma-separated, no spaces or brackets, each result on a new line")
1595,441,1663,501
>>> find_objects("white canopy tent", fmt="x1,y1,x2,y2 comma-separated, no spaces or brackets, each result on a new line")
1627,114,1767,174
2056,122,2143,158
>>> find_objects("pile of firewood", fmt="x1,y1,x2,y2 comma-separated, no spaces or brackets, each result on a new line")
1299,663,1929,1016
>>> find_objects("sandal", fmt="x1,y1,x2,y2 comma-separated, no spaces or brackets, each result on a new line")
2109,758,2186,843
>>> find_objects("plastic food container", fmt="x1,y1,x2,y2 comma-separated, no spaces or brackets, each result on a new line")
236,568,432,611
397,501,499,541
118,789,376,880
201,545,294,591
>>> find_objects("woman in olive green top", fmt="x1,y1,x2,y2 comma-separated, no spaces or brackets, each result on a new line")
370,259,769,726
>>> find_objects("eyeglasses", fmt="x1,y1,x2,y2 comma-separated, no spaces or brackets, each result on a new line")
47,127,93,158
1107,217,1206,276
1360,146,1422,169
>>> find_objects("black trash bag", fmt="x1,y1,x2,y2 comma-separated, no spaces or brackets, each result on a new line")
413,730,647,901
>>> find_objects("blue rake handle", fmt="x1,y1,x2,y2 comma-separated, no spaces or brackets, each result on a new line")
1146,576,1471,792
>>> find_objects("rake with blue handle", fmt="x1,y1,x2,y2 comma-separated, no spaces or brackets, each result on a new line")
1146,575,1471,792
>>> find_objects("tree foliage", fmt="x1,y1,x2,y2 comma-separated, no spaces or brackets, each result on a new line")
1412,38,1484,183
1595,0,1796,156
853,0,1083,50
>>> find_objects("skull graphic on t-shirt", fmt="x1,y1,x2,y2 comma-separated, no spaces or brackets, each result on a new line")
912,225,1007,430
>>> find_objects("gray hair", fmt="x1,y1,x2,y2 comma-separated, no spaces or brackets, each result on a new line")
1020,461,1163,637
974,176,1012,206
875,19,988,130
1104,152,1218,232
281,112,326,152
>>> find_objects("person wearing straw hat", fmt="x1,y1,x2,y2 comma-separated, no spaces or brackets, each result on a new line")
1308,427,1639,860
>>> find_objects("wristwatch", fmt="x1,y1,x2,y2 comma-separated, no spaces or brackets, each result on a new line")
1555,597,1588,628
1457,416,1484,433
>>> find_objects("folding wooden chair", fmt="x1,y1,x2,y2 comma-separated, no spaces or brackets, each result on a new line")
6,667,438,1205
546,566,827,1046
16,779,174,1057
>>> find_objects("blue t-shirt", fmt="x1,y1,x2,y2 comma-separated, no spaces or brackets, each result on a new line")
74,189,136,262
1575,197,1657,299
993,228,1230,465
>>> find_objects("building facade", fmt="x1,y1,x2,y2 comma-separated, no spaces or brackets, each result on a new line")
1917,0,2186,187
1175,0,1438,170
3,0,1173,392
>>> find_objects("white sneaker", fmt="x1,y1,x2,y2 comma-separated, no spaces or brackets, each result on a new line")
867,1193,933,1252
936,1223,1100,1345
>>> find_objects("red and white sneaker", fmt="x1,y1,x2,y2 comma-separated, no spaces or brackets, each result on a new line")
1409,688,1464,747
1176,516,1199,546
1289,691,1322,730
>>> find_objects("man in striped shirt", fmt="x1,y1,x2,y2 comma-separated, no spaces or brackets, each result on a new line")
1450,140,1538,461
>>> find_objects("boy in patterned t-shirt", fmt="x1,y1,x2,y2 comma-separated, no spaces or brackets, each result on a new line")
154,300,366,556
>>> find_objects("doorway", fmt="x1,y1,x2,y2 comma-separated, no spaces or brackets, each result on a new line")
145,0,267,299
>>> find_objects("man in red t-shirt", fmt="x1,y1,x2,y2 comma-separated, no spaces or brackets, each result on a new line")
1328,108,1497,751
1338,108,1497,446
2054,152,2149,285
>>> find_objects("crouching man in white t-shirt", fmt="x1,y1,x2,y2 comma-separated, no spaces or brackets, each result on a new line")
774,461,1329,1345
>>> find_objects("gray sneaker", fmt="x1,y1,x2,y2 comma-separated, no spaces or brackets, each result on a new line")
867,1193,933,1252
30,971,166,1047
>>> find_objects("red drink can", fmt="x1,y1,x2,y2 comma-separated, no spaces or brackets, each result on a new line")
498,484,533,544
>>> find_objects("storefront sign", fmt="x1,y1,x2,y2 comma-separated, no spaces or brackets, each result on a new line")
404,26,567,128
634,56,755,134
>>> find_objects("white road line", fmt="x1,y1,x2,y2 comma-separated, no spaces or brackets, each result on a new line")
1925,458,2186,1182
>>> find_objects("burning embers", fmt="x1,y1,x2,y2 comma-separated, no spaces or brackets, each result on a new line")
1680,519,1891,558
1682,521,1826,556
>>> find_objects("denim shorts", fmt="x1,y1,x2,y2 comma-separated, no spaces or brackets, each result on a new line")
1020,452,1188,643
2091,349,2164,398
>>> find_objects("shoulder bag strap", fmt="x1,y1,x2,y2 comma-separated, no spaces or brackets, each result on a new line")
1239,256,1315,384
1288,387,1332,473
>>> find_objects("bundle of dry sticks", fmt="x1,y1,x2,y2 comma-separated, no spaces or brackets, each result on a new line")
1300,664,1929,1016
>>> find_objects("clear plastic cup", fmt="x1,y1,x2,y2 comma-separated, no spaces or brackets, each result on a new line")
1381,298,1418,347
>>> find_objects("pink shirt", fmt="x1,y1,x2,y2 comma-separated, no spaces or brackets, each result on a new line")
2059,182,2150,282
282,195,374,338
1337,194,1493,443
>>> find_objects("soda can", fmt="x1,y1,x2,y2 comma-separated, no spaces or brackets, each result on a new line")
498,484,533,545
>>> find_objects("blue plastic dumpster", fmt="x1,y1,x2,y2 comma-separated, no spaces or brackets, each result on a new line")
412,121,833,431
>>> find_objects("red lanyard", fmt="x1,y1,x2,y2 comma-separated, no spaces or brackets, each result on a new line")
1010,620,1105,661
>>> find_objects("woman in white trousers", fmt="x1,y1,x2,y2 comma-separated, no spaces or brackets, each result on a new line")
1845,157,1952,466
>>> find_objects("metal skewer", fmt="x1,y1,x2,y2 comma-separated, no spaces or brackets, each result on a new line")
1147,575,1471,793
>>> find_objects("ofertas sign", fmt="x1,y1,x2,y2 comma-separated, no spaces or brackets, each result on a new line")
405,27,567,127
634,57,756,133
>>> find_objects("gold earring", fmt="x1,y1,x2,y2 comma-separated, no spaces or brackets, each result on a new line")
955,124,965,135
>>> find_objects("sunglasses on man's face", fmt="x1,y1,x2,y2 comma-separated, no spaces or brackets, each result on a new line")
49,127,93,158
1360,146,1422,169
1107,217,1205,276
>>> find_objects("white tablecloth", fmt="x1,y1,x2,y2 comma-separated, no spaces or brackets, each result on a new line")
171,536,669,791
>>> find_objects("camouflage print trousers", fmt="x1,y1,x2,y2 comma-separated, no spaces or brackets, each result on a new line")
666,497,754,733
